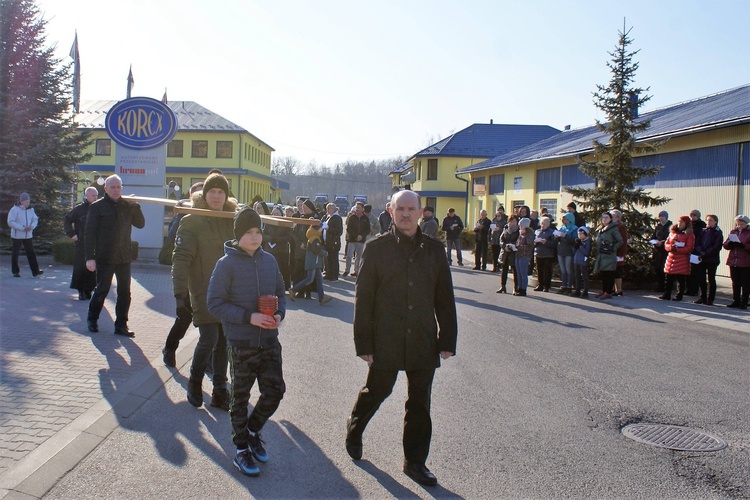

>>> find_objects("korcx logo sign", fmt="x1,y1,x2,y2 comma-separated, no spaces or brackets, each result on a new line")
105,97,178,149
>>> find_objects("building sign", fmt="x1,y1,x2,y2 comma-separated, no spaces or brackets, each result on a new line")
105,97,177,149
106,97,178,254
514,176,523,194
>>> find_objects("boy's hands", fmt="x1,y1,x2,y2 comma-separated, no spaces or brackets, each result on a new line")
251,312,280,329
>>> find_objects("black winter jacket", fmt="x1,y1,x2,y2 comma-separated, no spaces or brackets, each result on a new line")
354,226,457,371
694,225,724,265
84,194,145,265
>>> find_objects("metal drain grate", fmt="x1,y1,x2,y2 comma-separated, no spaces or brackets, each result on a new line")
622,423,727,452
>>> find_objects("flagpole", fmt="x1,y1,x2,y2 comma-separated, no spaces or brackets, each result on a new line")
69,31,80,113
127,65,134,99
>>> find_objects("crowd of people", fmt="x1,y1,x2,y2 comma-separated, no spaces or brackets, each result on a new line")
453,202,750,308
7,181,748,485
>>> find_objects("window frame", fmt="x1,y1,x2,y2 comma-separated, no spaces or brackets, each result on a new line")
95,138,111,156
191,140,208,158
216,140,233,159
167,139,184,158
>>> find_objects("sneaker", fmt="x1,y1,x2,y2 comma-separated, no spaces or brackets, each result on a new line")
162,348,176,367
233,449,260,477
210,388,231,411
319,296,332,305
187,379,203,407
248,431,269,463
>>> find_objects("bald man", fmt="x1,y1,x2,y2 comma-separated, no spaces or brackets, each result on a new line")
345,190,457,487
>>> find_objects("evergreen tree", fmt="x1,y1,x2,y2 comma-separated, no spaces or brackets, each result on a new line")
0,0,91,242
564,24,669,282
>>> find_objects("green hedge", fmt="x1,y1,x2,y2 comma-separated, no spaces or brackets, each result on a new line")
52,238,139,265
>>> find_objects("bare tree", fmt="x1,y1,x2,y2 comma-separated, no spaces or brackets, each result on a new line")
272,156,300,176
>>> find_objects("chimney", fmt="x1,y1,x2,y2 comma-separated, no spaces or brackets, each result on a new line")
490,119,493,124
564,125,571,131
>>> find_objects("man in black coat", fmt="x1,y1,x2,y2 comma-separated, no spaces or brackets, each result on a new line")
84,175,145,337
64,186,98,300
473,209,491,270
321,203,343,280
345,190,457,487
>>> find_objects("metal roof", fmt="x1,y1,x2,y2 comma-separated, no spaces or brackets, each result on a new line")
75,100,274,151
459,84,750,174
388,162,413,175
412,123,561,159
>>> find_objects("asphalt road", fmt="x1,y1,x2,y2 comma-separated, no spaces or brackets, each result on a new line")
45,264,749,499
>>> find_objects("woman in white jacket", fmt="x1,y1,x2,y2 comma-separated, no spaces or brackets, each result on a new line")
7,192,42,277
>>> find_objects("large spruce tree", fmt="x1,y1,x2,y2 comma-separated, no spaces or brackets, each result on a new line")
0,0,91,242
565,24,669,282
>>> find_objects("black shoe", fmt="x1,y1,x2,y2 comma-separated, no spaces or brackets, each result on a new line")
85,291,93,299
518,289,527,296
87,319,98,332
533,285,543,291
33,270,44,276
580,292,589,299
114,324,135,337
496,287,506,294
403,461,437,486
162,348,176,367
248,431,269,463
457,262,463,266
570,290,581,298
210,388,231,411
726,301,741,308
472,267,481,270
672,294,683,302
187,379,202,407
612,291,623,297
658,294,671,301
13,273,20,278
693,298,706,304
233,449,260,477
78,291,87,301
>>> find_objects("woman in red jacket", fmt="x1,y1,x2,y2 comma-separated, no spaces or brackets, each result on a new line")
659,215,695,301
722,214,750,309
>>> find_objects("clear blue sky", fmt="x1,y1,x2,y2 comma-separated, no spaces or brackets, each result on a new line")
36,0,750,166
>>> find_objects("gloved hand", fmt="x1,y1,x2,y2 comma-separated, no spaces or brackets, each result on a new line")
175,294,192,318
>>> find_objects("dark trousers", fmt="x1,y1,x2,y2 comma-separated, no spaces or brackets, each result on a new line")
164,295,192,352
601,270,616,294
324,243,340,279
491,244,502,270
446,238,462,264
729,266,750,305
229,343,286,449
687,263,702,295
536,256,554,289
696,261,719,302
501,255,517,290
11,238,40,275
88,262,131,326
190,322,228,389
474,241,488,269
291,268,324,299
652,251,668,291
348,367,435,464
664,274,686,297
573,262,589,293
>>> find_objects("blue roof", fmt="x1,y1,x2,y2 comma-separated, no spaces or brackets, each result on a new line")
460,84,750,173
389,162,412,175
412,123,560,159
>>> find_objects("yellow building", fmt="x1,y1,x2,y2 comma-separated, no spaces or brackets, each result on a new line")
459,84,750,276
74,100,287,202
390,122,559,223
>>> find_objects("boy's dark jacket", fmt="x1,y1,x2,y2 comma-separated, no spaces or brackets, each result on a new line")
207,241,286,348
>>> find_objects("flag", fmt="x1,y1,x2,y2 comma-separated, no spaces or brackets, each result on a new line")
126,65,134,99
161,88,168,103
69,32,80,113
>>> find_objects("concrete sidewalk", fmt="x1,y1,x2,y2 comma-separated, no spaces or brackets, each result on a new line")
0,251,746,498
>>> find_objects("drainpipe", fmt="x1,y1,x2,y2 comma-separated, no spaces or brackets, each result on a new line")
736,142,745,217
455,169,470,228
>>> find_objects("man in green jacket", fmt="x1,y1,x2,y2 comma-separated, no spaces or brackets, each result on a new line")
172,172,237,410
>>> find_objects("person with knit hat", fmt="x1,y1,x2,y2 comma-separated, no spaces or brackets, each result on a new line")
207,206,287,476
659,215,695,301
291,198,320,297
722,214,750,309
288,224,332,304
686,209,707,296
343,201,370,277
513,217,535,296
7,192,42,277
172,171,237,411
